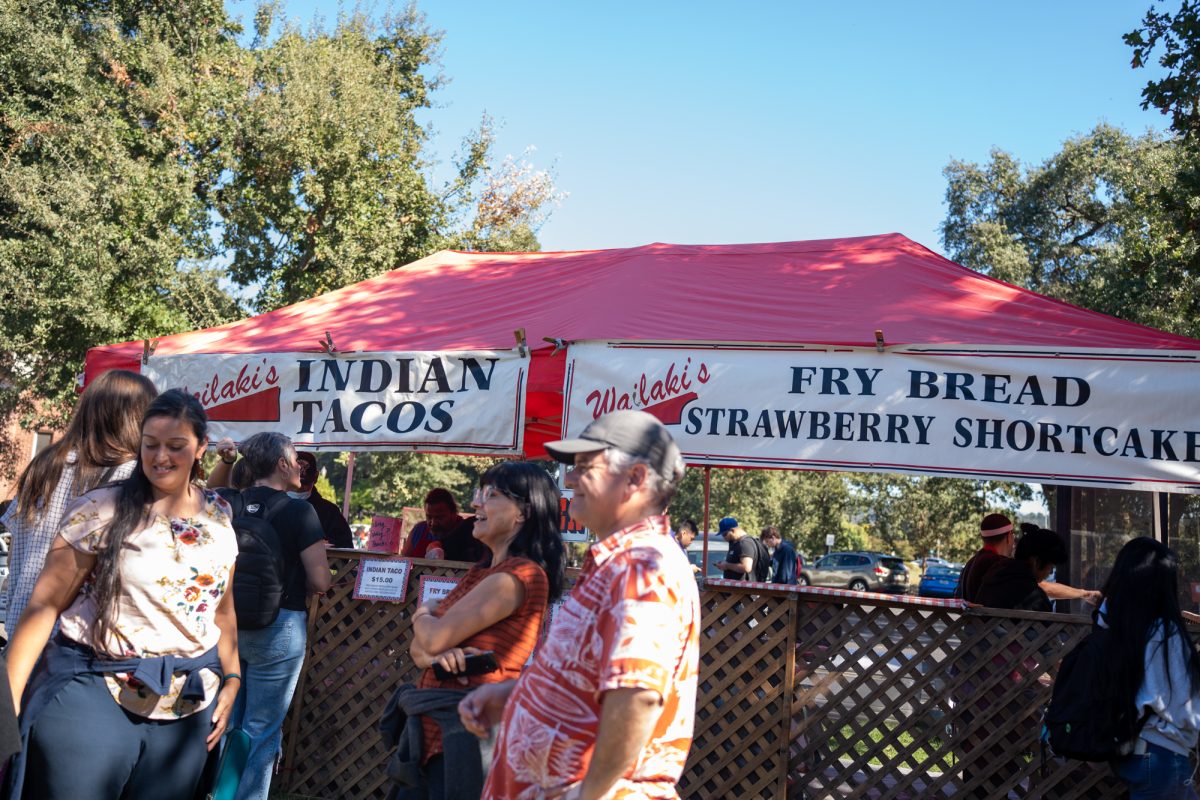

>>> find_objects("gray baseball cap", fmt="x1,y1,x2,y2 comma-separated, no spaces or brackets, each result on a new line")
545,410,682,479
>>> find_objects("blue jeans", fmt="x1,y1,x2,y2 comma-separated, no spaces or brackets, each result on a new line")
230,608,308,800
1113,741,1199,800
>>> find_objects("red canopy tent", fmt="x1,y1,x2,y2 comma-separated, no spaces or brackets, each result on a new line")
87,233,1200,458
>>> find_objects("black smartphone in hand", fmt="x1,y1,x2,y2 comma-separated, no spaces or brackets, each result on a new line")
432,650,500,681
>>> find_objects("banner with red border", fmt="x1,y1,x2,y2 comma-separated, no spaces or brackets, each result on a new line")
143,349,528,454
561,341,1200,492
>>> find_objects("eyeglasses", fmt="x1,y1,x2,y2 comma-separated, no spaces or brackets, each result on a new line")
473,485,527,506
565,462,606,478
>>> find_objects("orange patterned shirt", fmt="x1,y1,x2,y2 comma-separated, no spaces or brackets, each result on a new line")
483,515,701,800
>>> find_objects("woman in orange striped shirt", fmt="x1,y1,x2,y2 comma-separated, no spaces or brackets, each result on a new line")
401,462,565,799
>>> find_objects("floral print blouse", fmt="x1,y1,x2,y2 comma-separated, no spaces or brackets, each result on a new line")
57,486,238,719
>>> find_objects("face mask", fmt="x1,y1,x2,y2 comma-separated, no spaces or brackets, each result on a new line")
288,490,311,501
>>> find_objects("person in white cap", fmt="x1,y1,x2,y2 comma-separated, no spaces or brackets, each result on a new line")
458,410,700,800
957,513,1017,602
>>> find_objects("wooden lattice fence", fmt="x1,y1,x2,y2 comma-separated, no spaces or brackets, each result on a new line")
278,552,1129,799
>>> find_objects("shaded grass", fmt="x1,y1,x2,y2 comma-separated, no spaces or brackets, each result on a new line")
835,723,955,773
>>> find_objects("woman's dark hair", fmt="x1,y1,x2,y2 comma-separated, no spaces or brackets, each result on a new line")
1014,527,1068,570
238,432,295,483
1097,537,1200,743
479,462,565,601
91,389,208,649
13,369,157,525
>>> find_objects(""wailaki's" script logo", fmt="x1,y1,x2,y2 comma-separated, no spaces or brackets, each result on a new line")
585,358,710,425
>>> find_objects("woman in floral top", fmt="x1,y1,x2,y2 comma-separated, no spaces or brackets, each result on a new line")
5,389,241,800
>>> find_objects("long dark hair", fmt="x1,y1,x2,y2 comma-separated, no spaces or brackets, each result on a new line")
1097,537,1200,742
90,389,208,649
13,369,157,525
479,462,566,601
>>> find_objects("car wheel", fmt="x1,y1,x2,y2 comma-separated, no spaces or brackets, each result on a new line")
849,579,869,592
799,574,810,587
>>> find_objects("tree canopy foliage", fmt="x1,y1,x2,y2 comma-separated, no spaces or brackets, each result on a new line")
941,2,1200,342
941,125,1200,338
0,0,558,467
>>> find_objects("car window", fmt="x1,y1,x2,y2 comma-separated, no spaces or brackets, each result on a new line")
851,555,870,567
879,557,905,570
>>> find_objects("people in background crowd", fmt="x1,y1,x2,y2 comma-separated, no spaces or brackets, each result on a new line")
676,519,701,574
402,489,463,559
712,517,763,581
763,526,798,585
957,513,1015,602
293,451,353,548
1,369,157,633
5,390,240,800
977,527,1068,612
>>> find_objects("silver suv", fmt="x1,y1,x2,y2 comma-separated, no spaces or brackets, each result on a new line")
799,551,909,593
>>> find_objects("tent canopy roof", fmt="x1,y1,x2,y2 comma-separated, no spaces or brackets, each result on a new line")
87,233,1200,456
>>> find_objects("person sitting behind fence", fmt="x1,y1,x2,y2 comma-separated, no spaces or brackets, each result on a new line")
384,462,565,800
976,526,1068,611
1094,537,1200,799
401,489,463,559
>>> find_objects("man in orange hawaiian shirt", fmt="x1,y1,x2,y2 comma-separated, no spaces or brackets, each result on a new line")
459,410,701,800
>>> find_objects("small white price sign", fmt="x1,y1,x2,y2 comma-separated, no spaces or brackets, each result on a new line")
353,558,412,603
419,575,460,606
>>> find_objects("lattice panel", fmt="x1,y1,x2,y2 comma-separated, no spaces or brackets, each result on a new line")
276,560,1134,800
279,554,470,800
681,590,796,800
789,597,1125,800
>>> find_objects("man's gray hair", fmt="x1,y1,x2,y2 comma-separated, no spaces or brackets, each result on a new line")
239,431,295,483
605,446,685,511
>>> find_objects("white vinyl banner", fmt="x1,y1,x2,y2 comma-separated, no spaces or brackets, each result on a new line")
561,342,1200,492
144,350,529,454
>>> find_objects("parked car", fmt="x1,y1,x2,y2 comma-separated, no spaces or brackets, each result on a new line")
799,551,909,593
686,537,729,579
918,564,963,598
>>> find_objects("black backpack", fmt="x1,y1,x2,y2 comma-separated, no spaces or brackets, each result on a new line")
752,538,772,582
227,490,291,630
1045,625,1145,761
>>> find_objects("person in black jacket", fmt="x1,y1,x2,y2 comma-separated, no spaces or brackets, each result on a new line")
294,451,354,548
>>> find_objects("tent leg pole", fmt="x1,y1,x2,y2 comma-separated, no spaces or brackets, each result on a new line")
342,452,355,520
702,466,711,570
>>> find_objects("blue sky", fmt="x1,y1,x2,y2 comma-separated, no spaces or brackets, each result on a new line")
226,1,1169,254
